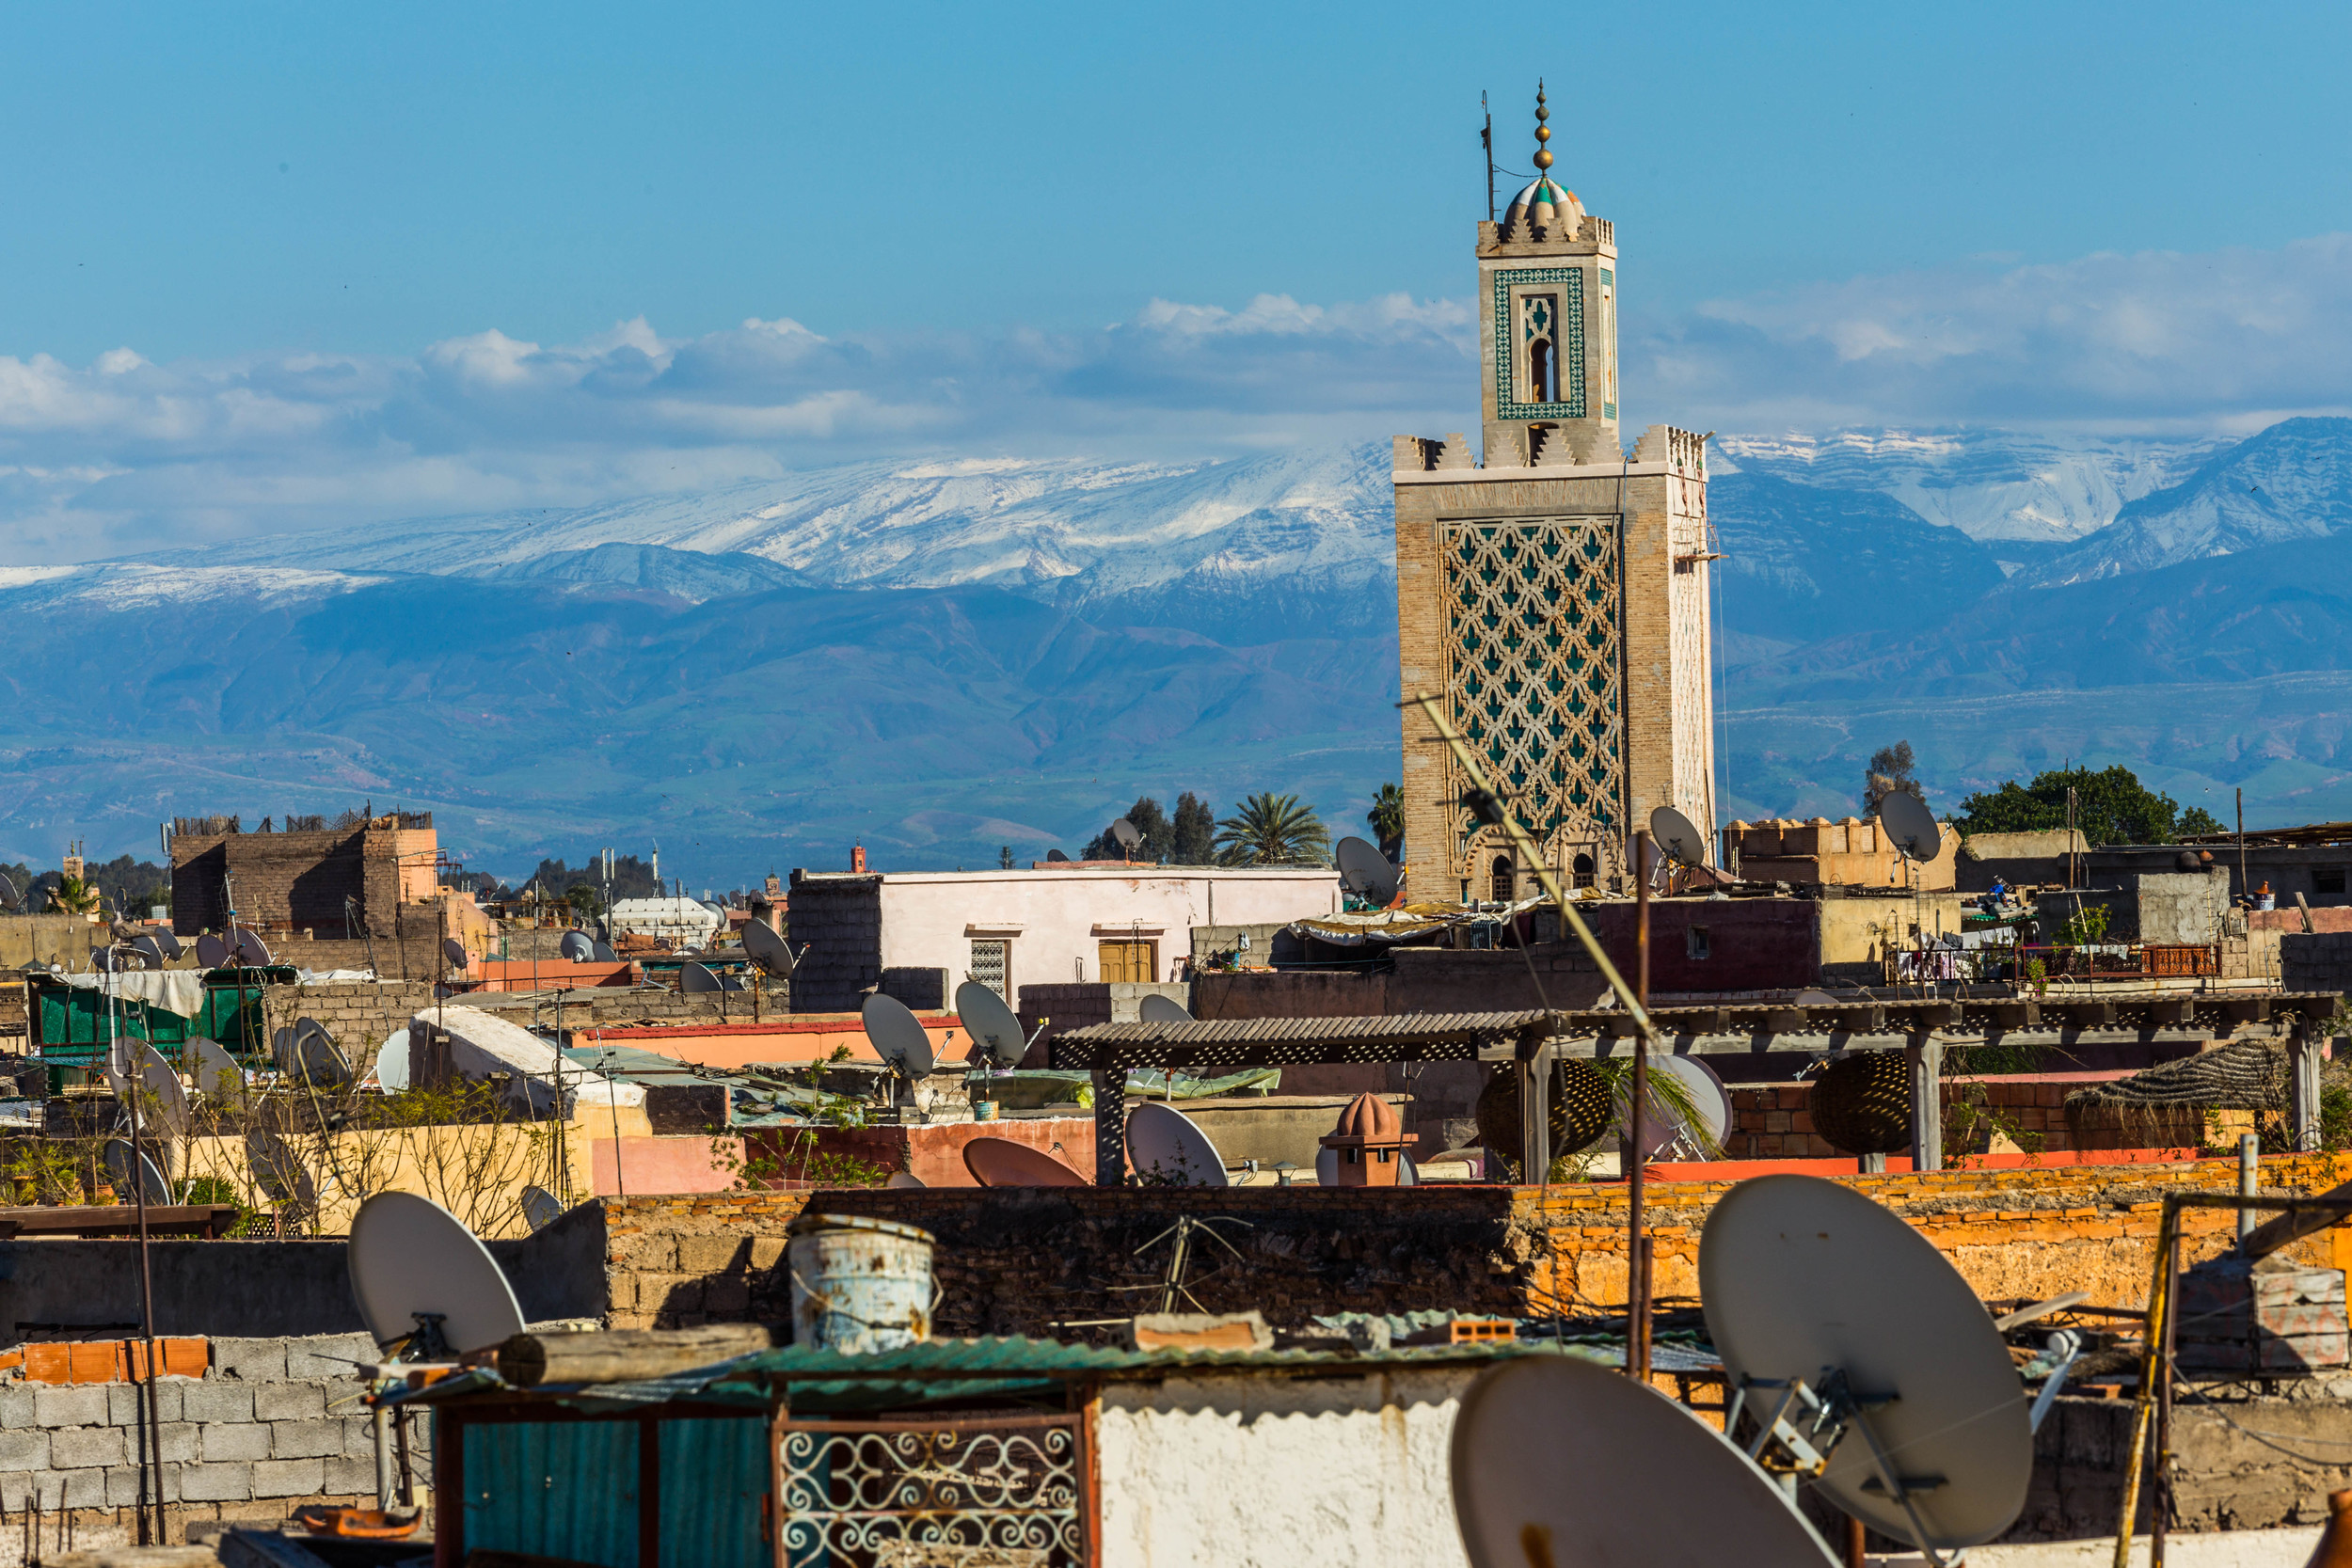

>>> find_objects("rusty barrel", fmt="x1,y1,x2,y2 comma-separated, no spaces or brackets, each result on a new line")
786,1212,936,1354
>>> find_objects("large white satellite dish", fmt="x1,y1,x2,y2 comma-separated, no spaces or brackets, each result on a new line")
1451,1352,1836,1568
1624,1052,1731,1162
1125,1101,1229,1187
1701,1174,2031,1554
740,917,795,979
953,980,1030,1069
1136,993,1195,1025
861,994,937,1077
348,1191,527,1357
373,1027,412,1092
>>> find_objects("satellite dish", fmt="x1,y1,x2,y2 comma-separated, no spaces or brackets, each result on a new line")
191,1037,246,1100
1451,1354,1836,1568
1126,1101,1229,1187
150,927,183,961
373,1028,411,1092
885,1171,926,1189
232,927,272,967
0,875,16,911
127,934,162,970
559,929,595,963
135,1044,190,1142
520,1185,564,1233
954,980,1029,1069
1397,1154,1418,1187
348,1191,527,1356
1702,1174,2031,1553
1333,837,1401,905
1137,993,1195,1025
740,918,794,979
1877,790,1943,863
1622,1053,1731,1162
440,937,469,972
1650,804,1708,867
90,945,125,973
592,940,618,963
961,1137,1087,1187
1045,848,1070,863
1110,817,1142,855
290,1018,351,1088
245,1128,319,1215
103,1140,171,1206
680,960,723,994
195,933,231,969
861,993,937,1078
1314,1146,1337,1186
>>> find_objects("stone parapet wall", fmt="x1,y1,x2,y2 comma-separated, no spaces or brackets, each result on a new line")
0,1331,421,1567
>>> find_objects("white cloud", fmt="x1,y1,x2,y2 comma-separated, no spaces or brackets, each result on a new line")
5,230,2352,562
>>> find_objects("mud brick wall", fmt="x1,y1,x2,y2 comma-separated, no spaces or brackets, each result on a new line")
0,1331,423,1567
594,1153,2352,1334
783,874,882,1014
169,827,421,939
257,981,437,1060
1724,1079,2117,1160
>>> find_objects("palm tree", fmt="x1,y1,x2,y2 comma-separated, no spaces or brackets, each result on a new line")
46,875,101,916
1366,783,1406,859
1214,793,1331,866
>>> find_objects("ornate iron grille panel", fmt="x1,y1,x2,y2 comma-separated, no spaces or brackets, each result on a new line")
777,1411,1085,1566
1438,515,1625,880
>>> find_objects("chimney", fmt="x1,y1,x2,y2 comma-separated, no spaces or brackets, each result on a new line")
1319,1092,1417,1187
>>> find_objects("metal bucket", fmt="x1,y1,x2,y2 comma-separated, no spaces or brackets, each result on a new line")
787,1212,936,1354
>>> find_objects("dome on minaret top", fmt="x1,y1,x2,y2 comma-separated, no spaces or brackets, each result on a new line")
1502,83,1582,237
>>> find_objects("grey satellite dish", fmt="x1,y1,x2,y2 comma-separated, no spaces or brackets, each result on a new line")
861,994,936,1078
440,937,469,972
348,1191,527,1357
195,933,231,969
592,940,618,963
103,1139,171,1206
1877,789,1943,863
191,1037,245,1100
740,918,794,979
954,980,1031,1069
270,1025,295,1071
559,929,595,963
1702,1174,2031,1554
1451,1353,1836,1568
1650,804,1708,867
1315,1146,1337,1186
1622,1052,1731,1163
131,934,167,970
231,927,272,967
90,945,125,973
520,1185,564,1233
135,1044,190,1142
1137,993,1195,1025
150,927,183,961
681,960,723,994
885,1171,926,1189
373,1027,411,1092
245,1127,318,1215
0,874,16,911
1126,1101,1229,1187
289,1017,351,1088
701,899,724,916
1044,848,1070,863
1110,817,1142,855
1333,837,1401,905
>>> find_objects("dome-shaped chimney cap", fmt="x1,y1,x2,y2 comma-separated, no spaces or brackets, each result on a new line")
1331,1091,1402,1142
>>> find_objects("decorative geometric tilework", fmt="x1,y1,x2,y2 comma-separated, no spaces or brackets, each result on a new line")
1597,268,1617,422
1438,515,1625,878
1492,268,1584,420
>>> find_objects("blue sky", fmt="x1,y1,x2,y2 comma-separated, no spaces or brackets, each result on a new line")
1,0,2349,558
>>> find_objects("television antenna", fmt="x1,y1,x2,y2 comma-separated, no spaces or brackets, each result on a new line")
1126,1101,1230,1187
1333,836,1402,906
861,993,937,1115
1701,1174,2031,1560
348,1192,527,1358
1451,1352,1838,1568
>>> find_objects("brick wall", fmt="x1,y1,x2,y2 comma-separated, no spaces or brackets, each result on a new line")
783,874,882,1013
1721,1077,2267,1160
592,1154,2352,1333
0,1331,417,1565
170,825,426,939
2283,931,2352,993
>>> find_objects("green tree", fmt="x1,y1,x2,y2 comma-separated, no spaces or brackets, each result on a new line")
1366,783,1406,859
1083,797,1174,862
1170,793,1216,864
1214,793,1331,866
1957,765,2210,847
1863,741,1924,816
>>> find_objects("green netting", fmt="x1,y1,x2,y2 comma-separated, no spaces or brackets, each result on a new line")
32,973,288,1067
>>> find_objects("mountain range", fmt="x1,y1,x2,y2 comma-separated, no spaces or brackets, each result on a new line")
11,417,2352,883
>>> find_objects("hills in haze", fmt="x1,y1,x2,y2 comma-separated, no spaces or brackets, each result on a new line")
9,417,2352,883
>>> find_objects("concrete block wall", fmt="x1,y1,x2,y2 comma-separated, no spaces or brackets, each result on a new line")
261,981,436,1061
782,874,882,1013
0,1332,420,1565
2282,931,2352,993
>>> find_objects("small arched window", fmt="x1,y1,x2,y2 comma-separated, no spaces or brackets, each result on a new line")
1571,852,1597,889
1491,855,1515,904
1528,339,1555,404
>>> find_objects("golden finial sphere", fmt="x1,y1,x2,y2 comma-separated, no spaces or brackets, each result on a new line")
1534,150,1553,169
1536,125,1550,142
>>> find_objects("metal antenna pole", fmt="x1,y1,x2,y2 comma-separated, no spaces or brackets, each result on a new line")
1630,829,1652,1383
1481,91,1495,222
113,968,167,1544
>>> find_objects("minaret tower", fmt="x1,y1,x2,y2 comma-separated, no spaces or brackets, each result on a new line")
1391,87,1713,899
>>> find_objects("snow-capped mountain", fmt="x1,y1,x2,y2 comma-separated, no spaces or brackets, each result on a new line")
1714,427,2223,545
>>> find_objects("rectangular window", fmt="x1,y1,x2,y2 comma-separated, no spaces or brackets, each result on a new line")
1686,926,1710,960
968,939,1009,1002
2317,867,2347,895
1097,940,1157,984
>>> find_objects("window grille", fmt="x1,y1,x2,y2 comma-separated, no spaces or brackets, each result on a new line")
775,1410,1088,1566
